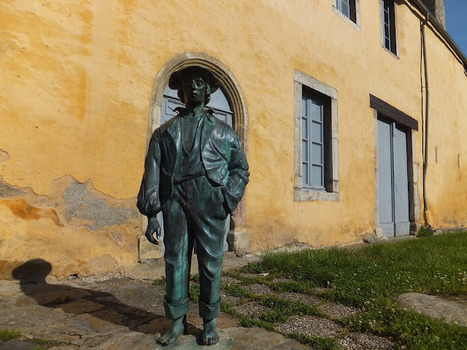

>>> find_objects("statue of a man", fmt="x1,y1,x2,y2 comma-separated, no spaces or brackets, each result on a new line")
137,66,249,346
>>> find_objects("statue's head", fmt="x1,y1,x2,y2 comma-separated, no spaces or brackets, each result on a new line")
169,66,219,106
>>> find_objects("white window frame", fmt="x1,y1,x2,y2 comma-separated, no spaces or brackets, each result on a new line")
332,0,361,31
381,0,399,56
294,70,339,202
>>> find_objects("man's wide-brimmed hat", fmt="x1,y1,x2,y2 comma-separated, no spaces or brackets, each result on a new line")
169,66,220,93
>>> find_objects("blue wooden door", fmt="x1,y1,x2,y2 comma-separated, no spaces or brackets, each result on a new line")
377,119,410,237
157,85,234,252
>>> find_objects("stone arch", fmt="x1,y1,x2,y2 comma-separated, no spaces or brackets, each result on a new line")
147,52,248,145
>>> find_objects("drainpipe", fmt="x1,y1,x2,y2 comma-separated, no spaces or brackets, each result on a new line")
421,13,430,226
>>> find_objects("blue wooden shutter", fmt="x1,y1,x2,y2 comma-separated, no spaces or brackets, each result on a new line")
302,91,325,189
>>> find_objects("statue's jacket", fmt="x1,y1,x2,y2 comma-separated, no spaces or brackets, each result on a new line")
137,110,249,218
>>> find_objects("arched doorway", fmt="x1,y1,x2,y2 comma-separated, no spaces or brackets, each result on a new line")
143,53,249,255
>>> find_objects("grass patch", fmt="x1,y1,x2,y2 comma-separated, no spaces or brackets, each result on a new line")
241,231,467,349
32,337,55,347
0,329,21,342
221,281,324,328
152,276,166,286
221,298,275,330
243,232,466,304
188,283,200,303
288,332,339,350
258,295,323,318
345,302,466,349
417,225,434,237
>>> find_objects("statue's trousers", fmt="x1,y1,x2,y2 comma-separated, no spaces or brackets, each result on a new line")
162,175,228,321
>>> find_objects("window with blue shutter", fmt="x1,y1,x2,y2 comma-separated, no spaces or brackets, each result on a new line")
302,92,326,189
295,71,339,201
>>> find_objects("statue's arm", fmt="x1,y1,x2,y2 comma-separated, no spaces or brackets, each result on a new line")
222,135,249,214
137,132,162,244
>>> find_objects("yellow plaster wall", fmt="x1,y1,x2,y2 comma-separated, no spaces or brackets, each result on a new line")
422,26,467,228
1,0,466,276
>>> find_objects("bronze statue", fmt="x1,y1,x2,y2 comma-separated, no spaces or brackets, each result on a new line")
137,66,249,346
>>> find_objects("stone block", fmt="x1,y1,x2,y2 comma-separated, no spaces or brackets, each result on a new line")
410,222,421,235
363,235,381,245
227,230,249,256
374,227,383,238
138,235,163,261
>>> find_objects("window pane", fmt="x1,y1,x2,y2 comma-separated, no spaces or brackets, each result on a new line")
312,165,324,188
302,140,308,162
302,117,308,139
302,164,309,186
311,121,322,143
302,97,307,116
340,0,350,17
312,143,323,165
311,101,322,122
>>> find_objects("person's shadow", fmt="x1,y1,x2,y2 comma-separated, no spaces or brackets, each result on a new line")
12,259,201,342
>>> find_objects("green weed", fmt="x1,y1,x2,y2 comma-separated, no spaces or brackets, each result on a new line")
0,329,21,342
417,225,434,237
152,276,166,286
288,332,339,350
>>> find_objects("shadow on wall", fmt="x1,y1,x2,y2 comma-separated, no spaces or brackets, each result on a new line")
11,259,199,337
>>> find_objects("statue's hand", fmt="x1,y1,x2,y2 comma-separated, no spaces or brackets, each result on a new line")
145,217,161,245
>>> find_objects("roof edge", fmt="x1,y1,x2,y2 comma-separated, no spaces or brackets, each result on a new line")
407,0,467,73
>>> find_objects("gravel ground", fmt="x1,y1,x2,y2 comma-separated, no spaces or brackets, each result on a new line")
221,276,241,285
276,315,345,338
221,276,396,348
221,293,243,306
276,292,322,306
337,333,396,349
234,301,271,318
317,302,360,319
241,283,273,295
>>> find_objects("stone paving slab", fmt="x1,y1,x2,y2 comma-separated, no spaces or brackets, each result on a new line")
0,278,308,349
397,292,467,327
317,302,360,319
276,315,345,338
240,283,273,295
337,333,396,350
233,301,272,318
2,257,465,349
276,292,322,306
0,340,36,350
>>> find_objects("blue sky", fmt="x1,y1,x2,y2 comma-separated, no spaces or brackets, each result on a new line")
445,0,467,56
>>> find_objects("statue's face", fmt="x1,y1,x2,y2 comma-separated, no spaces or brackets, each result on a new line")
180,75,206,105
